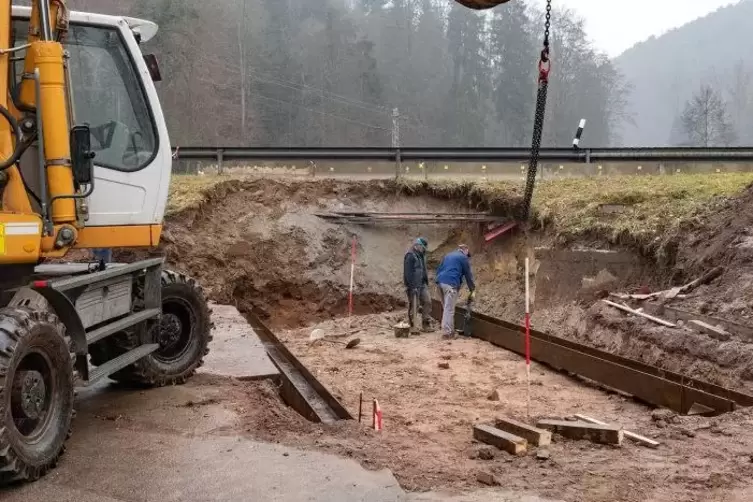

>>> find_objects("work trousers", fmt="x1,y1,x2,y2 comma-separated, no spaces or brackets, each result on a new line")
407,285,432,329
439,283,459,336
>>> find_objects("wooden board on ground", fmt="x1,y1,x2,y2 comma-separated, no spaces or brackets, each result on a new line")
573,414,659,449
537,419,624,445
494,417,552,447
689,320,731,341
473,424,527,456
602,300,676,328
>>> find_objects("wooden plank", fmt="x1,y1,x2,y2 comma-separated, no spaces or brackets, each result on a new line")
494,417,552,446
473,424,527,455
602,300,676,327
573,414,659,449
689,320,732,341
655,306,753,341
537,419,623,445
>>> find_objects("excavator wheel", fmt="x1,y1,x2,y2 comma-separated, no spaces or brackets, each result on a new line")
89,270,212,386
0,307,74,483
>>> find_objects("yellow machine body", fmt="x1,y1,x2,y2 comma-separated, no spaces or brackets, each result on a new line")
0,2,172,265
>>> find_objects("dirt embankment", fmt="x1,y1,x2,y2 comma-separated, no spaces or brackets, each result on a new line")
143,177,753,387
131,178,486,328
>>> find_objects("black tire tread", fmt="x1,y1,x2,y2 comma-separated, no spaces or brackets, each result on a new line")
89,270,213,387
0,307,74,483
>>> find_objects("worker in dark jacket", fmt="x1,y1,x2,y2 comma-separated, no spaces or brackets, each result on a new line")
403,237,432,332
435,244,476,339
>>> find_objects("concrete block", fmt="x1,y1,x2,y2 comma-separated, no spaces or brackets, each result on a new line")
473,424,527,456
536,419,623,445
494,417,552,447
689,320,731,341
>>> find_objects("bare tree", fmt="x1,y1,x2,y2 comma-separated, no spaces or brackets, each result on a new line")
680,84,737,147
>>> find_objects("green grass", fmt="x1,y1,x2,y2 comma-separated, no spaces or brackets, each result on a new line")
532,173,753,240
167,174,242,215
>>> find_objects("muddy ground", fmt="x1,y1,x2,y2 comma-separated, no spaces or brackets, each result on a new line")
117,177,753,501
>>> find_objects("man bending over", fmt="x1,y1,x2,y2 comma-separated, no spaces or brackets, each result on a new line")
435,244,476,339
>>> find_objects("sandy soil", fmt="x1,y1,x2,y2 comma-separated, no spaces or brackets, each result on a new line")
203,311,752,502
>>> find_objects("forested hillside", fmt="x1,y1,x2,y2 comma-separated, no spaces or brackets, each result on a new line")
63,0,626,147
615,0,753,147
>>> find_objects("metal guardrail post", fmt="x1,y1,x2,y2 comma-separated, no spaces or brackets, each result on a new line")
585,148,591,164
395,149,402,180
217,148,224,175
217,148,225,174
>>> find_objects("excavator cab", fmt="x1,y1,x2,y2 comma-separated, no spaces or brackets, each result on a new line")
8,6,173,256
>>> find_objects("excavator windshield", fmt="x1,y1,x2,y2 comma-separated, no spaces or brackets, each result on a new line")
11,18,157,171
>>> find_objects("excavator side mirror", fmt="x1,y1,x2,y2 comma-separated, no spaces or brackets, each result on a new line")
143,54,162,82
70,125,95,185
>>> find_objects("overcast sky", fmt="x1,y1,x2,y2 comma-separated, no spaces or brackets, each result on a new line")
529,0,739,57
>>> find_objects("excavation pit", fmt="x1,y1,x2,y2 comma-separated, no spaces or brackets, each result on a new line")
154,177,753,501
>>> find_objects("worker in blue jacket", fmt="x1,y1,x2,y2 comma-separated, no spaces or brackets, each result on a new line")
435,244,476,339
403,237,432,333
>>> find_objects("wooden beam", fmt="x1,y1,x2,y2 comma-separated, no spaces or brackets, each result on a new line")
689,320,731,341
602,300,676,328
536,419,623,445
572,414,659,449
473,424,527,455
494,417,552,446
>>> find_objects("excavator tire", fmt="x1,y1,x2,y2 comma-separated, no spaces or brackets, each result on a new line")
89,270,212,386
0,307,74,483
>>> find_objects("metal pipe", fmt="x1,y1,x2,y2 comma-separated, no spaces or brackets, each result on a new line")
37,0,53,41
29,70,50,235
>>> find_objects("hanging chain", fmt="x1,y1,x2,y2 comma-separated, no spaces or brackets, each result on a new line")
520,0,552,221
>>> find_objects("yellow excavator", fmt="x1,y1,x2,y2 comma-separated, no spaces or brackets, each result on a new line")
0,0,517,485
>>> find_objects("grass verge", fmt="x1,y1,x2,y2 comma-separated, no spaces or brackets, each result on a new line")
168,173,753,247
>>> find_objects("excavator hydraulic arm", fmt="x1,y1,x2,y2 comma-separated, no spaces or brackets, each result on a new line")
453,0,512,9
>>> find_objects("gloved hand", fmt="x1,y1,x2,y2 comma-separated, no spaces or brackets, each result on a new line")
468,290,476,301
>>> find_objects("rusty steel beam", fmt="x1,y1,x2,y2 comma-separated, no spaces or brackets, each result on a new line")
245,311,352,423
431,300,753,414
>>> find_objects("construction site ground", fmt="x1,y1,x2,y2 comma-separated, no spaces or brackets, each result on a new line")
3,306,554,502
11,175,753,501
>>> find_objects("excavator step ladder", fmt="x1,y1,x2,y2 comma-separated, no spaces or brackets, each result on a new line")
29,258,164,385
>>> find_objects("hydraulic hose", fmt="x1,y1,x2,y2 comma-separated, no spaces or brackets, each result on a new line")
0,104,25,170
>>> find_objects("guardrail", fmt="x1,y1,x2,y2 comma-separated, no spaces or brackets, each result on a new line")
170,146,753,179
172,146,753,163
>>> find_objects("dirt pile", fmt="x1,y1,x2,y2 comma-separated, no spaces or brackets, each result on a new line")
668,184,753,323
